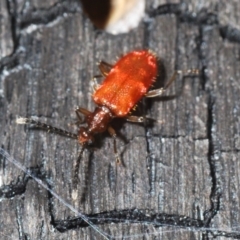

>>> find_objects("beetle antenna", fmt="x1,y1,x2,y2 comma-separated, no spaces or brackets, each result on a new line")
73,146,85,188
16,117,78,139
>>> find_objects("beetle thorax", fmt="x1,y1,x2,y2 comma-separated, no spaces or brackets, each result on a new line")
78,106,113,145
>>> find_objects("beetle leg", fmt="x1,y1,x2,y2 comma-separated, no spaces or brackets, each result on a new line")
74,107,92,125
91,75,102,91
146,69,199,98
75,107,91,116
98,61,113,77
108,126,122,165
73,146,85,188
91,61,113,91
16,117,78,139
126,115,156,123
126,115,145,123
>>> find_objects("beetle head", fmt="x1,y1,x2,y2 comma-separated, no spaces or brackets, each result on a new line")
78,127,94,146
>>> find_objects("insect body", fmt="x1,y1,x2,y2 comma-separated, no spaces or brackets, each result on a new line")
78,50,157,146
17,50,198,186
93,50,157,116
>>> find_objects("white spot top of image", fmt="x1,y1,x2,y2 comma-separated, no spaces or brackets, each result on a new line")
106,0,145,34
80,0,145,35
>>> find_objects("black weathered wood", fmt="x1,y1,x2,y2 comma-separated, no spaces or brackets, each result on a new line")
1,0,240,239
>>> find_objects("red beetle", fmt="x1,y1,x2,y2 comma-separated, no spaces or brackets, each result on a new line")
78,50,157,151
17,50,198,186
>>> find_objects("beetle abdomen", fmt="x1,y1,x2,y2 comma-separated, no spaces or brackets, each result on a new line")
93,50,158,117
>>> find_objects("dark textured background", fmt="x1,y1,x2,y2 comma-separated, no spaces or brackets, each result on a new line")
0,0,240,239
